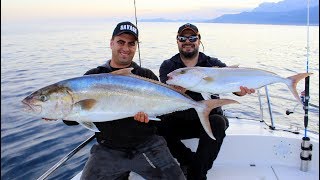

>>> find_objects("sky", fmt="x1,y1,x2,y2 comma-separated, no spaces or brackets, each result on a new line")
2,0,283,23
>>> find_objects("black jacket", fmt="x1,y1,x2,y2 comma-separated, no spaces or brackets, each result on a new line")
159,52,227,118
64,60,159,149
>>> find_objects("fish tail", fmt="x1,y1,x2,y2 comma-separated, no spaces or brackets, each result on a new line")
195,99,239,140
287,73,312,104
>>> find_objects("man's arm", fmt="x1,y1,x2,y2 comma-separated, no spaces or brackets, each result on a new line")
159,61,175,83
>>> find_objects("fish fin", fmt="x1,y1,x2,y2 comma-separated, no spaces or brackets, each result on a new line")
194,106,215,140
201,93,212,100
75,99,97,110
287,73,313,104
78,121,100,132
195,99,239,140
203,76,214,82
149,117,161,121
111,68,134,75
128,73,193,99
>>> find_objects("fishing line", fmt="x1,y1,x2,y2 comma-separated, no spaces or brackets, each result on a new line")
303,0,311,138
133,0,142,67
200,41,205,52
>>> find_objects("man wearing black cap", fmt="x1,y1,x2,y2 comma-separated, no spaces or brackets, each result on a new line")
63,21,185,180
156,23,255,180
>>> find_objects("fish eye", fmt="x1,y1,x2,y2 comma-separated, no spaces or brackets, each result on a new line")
39,95,48,102
180,70,186,74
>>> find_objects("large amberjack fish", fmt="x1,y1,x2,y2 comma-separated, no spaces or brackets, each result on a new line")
166,67,312,104
21,68,238,140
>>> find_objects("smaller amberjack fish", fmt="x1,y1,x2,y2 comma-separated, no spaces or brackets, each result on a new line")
166,67,312,104
21,68,239,140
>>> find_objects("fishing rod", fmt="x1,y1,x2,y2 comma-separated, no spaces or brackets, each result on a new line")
303,0,311,138
37,134,96,180
133,0,142,67
300,0,312,172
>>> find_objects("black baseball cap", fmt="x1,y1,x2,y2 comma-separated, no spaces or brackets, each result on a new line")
112,21,139,40
177,23,200,36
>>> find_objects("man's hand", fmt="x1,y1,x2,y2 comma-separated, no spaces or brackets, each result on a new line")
234,86,255,96
134,112,149,123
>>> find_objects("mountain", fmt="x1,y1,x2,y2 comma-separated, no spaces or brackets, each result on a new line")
252,0,319,12
209,6,319,25
208,0,319,25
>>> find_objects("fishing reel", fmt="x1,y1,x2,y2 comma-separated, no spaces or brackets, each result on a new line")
286,95,305,115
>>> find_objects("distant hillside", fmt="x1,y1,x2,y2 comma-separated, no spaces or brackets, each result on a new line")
140,0,319,25
208,0,319,25
252,0,319,12
209,6,319,25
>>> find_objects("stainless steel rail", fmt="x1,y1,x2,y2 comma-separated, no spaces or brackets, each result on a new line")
257,89,264,122
264,86,275,129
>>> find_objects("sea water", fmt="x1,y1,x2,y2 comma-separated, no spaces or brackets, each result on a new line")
1,21,319,180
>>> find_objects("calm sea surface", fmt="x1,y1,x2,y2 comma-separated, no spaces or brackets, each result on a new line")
1,21,319,180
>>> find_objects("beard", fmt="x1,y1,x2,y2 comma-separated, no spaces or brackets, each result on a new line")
179,45,199,59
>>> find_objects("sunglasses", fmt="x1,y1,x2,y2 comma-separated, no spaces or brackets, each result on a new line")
177,35,199,42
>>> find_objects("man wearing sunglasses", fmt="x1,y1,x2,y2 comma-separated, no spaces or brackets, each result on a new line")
156,23,254,180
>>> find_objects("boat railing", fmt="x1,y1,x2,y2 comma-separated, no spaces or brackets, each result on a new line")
235,85,309,134
259,85,318,133
263,86,276,129
257,89,264,122
231,85,277,130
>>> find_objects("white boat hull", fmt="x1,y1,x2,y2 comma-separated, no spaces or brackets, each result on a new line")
71,117,319,180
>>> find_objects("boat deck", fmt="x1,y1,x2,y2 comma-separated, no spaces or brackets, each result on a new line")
72,118,319,180
205,164,318,180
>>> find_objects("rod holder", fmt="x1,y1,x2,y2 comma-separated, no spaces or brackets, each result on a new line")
300,137,313,172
